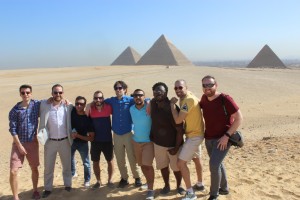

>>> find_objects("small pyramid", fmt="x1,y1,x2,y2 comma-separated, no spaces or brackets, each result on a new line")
247,45,286,68
111,46,141,65
136,35,193,66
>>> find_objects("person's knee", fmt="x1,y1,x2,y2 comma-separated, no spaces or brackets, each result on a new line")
30,166,39,173
10,168,19,177
177,159,186,169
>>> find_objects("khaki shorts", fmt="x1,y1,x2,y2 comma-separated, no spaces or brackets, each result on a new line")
132,140,154,166
179,136,204,162
154,143,180,171
10,140,40,169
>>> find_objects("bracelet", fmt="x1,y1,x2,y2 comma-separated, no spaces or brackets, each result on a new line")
224,132,231,138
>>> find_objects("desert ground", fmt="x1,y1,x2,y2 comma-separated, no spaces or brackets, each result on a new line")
0,65,299,200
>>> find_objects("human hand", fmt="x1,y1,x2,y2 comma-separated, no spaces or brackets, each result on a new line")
168,147,179,155
17,144,27,155
71,132,77,139
217,135,229,151
170,97,178,105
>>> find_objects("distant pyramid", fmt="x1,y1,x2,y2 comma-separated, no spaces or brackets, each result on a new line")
111,46,141,65
247,45,286,68
136,34,193,66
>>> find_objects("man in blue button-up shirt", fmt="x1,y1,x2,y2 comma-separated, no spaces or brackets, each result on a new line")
9,84,41,200
105,81,142,188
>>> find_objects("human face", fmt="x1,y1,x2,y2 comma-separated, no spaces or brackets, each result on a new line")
52,86,64,102
153,85,167,102
202,78,217,97
93,93,104,107
114,84,125,98
75,99,86,112
20,88,32,102
174,81,187,99
133,91,145,106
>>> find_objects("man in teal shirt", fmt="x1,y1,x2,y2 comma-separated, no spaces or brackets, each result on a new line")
130,89,154,200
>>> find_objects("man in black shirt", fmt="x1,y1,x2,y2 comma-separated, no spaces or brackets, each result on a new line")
71,96,95,188
150,82,185,196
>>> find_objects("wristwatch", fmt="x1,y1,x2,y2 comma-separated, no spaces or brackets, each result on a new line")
224,132,231,138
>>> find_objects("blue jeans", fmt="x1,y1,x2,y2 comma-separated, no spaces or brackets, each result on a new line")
71,142,91,182
205,139,230,196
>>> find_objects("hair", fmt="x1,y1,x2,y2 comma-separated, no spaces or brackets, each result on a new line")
75,96,87,104
152,82,168,94
19,84,32,92
133,89,145,95
114,81,128,90
202,75,216,82
93,90,104,98
51,84,63,92
175,79,187,86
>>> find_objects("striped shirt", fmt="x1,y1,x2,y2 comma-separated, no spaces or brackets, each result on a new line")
9,99,40,143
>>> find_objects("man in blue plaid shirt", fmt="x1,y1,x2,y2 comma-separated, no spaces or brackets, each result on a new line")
9,84,41,200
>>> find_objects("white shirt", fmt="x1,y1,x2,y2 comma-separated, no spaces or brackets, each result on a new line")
47,104,68,139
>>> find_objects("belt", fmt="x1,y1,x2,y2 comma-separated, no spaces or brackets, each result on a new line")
49,137,68,141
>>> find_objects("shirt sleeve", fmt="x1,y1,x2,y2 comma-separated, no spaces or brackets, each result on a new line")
8,108,18,136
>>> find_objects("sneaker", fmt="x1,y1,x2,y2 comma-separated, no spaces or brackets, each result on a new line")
84,182,90,188
159,185,170,195
107,182,115,188
72,173,78,178
140,183,148,190
118,178,129,188
182,191,197,200
32,191,40,199
193,184,205,191
41,190,51,198
92,182,101,189
145,190,155,200
65,187,72,192
219,188,229,195
135,178,142,187
177,187,186,195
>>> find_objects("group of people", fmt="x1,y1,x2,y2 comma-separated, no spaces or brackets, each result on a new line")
8,75,243,200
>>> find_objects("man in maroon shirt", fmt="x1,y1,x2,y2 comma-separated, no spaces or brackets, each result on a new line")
200,75,243,200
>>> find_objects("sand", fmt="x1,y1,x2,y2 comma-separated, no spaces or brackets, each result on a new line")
0,65,299,200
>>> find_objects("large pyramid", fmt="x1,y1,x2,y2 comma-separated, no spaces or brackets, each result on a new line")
247,45,286,68
136,34,193,66
111,46,141,65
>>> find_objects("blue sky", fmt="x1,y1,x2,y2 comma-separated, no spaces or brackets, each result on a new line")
1,0,300,68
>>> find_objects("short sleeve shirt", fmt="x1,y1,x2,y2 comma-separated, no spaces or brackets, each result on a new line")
71,108,94,143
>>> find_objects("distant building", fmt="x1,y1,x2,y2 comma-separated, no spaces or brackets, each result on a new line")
247,45,286,68
111,46,141,65
136,34,194,66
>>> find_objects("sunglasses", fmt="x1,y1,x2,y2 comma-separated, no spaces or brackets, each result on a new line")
94,97,104,100
202,83,215,88
53,91,63,95
114,86,123,91
133,94,144,98
174,86,184,90
75,102,85,106
20,91,31,95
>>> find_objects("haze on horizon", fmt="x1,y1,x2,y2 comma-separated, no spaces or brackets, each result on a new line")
1,0,300,68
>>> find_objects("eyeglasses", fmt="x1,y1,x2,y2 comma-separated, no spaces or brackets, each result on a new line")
20,91,31,95
174,86,184,90
133,94,144,98
75,102,85,106
93,97,104,100
114,86,123,91
53,91,63,95
202,83,215,88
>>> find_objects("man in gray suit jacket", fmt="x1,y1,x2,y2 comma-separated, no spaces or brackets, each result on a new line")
39,84,73,198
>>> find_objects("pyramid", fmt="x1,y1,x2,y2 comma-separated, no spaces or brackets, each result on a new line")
111,46,141,65
136,34,193,66
247,45,286,68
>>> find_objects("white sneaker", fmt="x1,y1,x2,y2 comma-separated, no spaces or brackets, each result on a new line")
140,183,148,190
84,182,90,188
182,191,197,200
72,173,78,178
